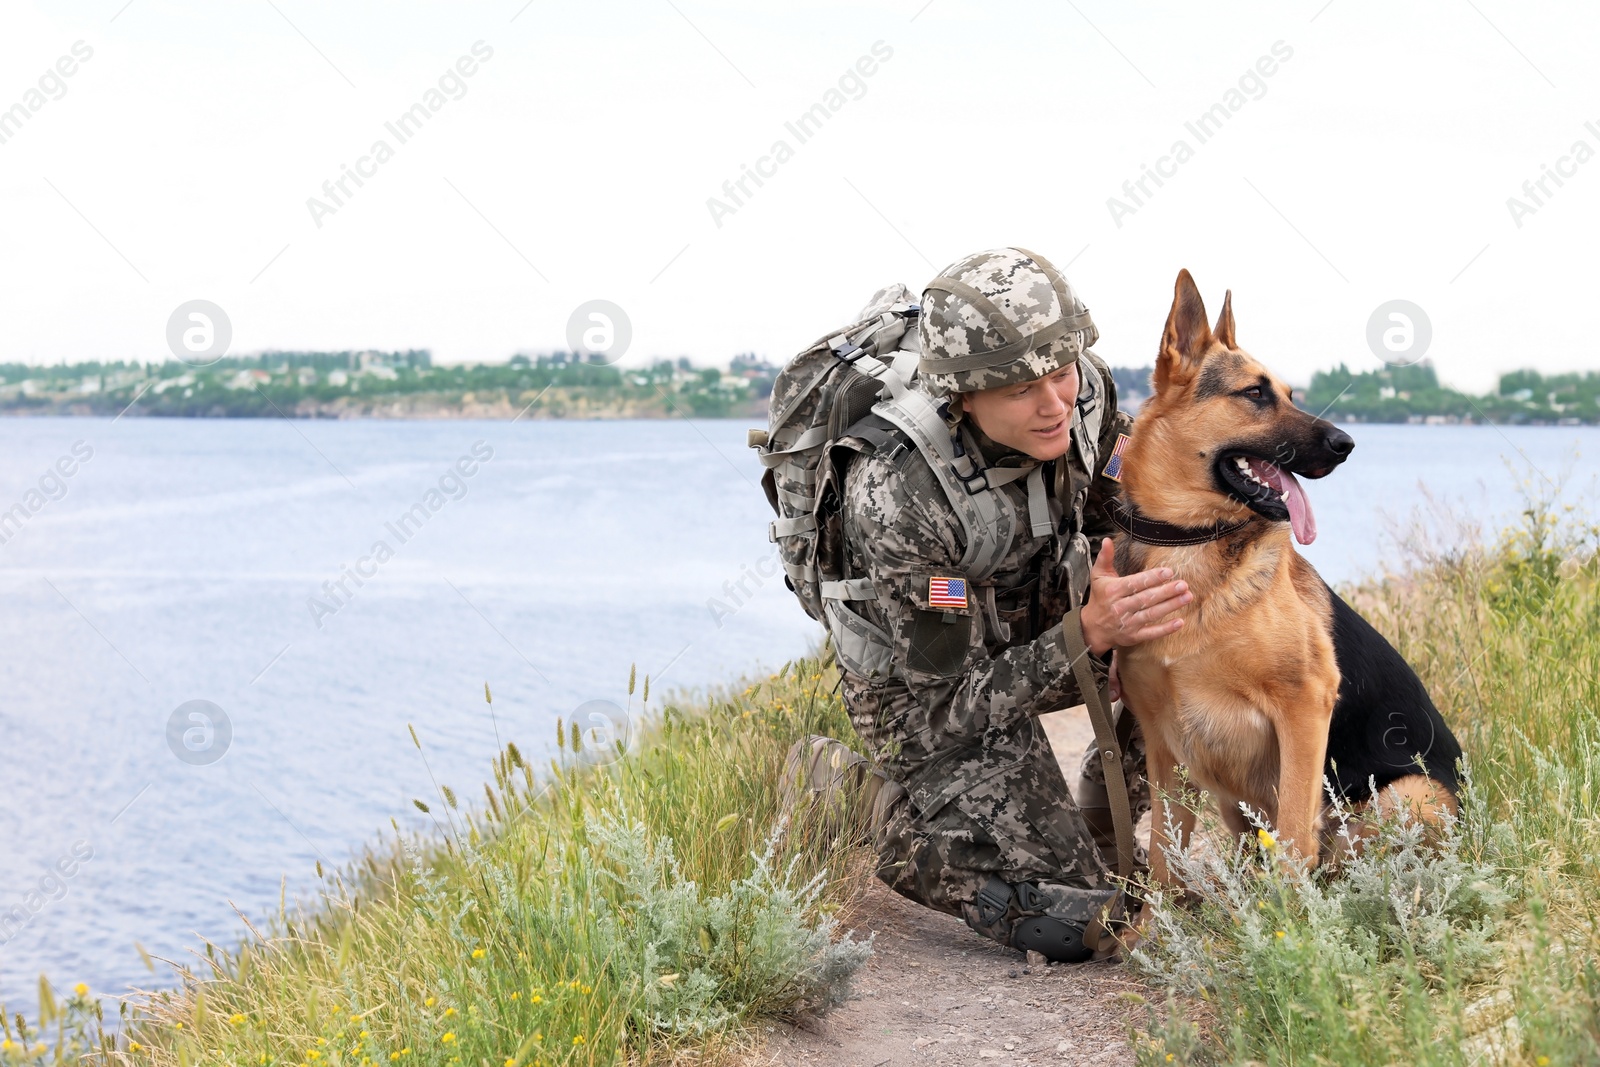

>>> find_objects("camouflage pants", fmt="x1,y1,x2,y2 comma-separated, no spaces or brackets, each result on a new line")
873,740,1111,919
782,729,1146,923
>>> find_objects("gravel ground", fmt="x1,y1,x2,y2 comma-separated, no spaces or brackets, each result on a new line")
748,708,1145,1067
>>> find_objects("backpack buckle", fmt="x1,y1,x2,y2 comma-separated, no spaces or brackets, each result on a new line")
828,334,863,361
957,466,990,493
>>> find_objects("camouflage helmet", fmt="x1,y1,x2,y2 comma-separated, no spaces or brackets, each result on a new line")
918,247,1098,396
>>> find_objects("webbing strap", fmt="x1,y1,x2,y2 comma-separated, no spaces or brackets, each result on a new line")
851,353,909,400
1026,465,1051,537
920,318,1070,373
780,557,815,584
819,577,877,601
790,465,818,486
769,514,816,539
1061,616,1136,881
757,425,829,468
980,465,1034,488
775,484,813,512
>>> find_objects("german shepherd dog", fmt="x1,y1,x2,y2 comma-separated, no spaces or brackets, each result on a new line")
1114,270,1462,900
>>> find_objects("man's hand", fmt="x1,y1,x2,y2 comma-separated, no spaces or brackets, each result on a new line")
1079,538,1191,656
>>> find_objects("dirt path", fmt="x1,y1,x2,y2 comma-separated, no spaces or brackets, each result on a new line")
750,709,1146,1067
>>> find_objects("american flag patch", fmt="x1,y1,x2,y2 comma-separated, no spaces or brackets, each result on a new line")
1102,433,1131,482
928,576,968,609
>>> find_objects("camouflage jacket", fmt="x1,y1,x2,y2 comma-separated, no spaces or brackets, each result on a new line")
834,351,1133,822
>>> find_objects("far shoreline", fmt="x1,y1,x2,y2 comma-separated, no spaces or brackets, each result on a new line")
2,406,1595,427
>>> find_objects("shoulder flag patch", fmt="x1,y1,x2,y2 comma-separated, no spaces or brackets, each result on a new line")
1102,433,1131,482
928,576,968,609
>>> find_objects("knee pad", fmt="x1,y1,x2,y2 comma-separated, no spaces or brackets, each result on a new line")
1011,914,1095,963
961,876,1125,962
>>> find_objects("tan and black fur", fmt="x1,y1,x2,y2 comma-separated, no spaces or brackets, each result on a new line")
1116,271,1461,896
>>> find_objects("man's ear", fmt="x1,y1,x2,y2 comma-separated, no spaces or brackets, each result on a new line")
1213,289,1236,349
1154,269,1212,394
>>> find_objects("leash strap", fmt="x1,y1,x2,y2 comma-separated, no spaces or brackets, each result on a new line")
1062,616,1135,882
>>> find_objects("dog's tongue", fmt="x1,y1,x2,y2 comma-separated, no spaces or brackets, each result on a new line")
1261,462,1316,545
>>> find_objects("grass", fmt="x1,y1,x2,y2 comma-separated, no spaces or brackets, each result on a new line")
1128,480,1600,1066
1,661,872,1067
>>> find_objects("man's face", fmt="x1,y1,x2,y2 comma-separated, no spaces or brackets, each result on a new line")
962,361,1080,461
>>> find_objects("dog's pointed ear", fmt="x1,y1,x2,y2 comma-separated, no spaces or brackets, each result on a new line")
1213,289,1236,349
1154,269,1212,393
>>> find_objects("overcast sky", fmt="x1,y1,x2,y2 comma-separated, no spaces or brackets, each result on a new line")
2,0,1597,391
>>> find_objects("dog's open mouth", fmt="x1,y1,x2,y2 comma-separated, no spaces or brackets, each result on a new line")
1216,452,1320,545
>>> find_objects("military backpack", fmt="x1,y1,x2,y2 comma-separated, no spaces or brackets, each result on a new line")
749,284,1108,668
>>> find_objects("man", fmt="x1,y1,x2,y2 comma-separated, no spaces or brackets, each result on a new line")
797,247,1189,961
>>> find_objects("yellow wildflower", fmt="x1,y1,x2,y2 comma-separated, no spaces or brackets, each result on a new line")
1256,828,1276,849
390,1056,400,1063
317,1037,328,1046
308,1053,322,1062
130,1043,143,1053
361,1030,370,1038
1274,930,1286,939
444,1007,457,1018
472,948,485,959
1537,1059,1550,1066
230,1013,247,1026
510,992,519,1000
74,983,89,996
580,984,592,994
530,995,542,1004
441,1033,456,1044
572,1035,585,1046
424,997,436,1007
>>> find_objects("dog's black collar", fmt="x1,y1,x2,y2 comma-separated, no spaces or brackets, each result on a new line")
1107,497,1253,547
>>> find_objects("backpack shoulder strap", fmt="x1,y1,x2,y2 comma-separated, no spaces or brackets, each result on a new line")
1071,351,1112,467
870,388,1018,582
835,412,905,456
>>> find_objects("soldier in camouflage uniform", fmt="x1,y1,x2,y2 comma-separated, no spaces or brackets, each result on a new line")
802,248,1191,961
